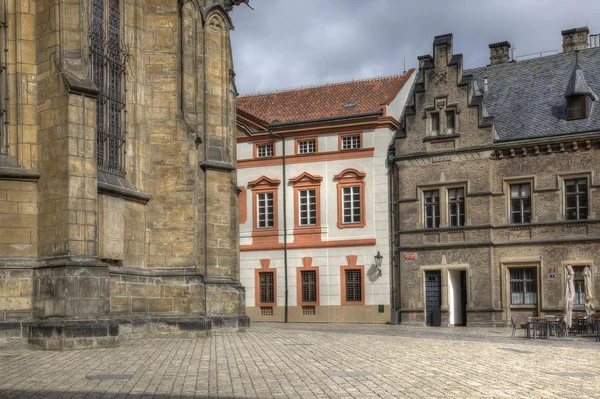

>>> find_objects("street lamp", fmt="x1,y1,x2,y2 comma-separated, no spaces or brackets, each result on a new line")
374,251,383,277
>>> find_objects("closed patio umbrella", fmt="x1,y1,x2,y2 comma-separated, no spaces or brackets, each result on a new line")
583,266,596,317
563,265,575,330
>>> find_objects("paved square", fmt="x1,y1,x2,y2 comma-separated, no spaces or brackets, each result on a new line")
1,323,599,398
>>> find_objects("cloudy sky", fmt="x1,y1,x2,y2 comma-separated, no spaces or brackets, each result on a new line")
229,0,600,96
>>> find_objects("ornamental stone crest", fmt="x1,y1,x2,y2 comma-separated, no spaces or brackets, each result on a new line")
435,72,447,84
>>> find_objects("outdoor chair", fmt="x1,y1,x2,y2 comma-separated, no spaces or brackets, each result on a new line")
510,316,526,338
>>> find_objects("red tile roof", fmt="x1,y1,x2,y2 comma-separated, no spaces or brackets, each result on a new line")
237,69,414,126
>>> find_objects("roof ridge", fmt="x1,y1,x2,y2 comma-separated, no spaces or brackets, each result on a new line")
465,46,600,74
238,72,411,99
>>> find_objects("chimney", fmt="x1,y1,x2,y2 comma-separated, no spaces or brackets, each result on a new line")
489,41,511,65
562,26,589,53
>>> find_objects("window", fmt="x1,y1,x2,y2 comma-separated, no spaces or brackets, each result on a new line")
342,186,361,224
256,143,274,158
566,95,589,121
565,178,588,220
341,134,361,150
430,112,440,135
345,269,362,303
301,270,317,303
0,1,7,156
335,169,366,229
446,110,455,134
424,190,440,228
296,257,320,306
257,192,274,228
573,266,586,306
510,268,537,305
92,0,126,175
259,272,274,304
299,189,317,226
291,172,322,240
510,183,531,224
255,258,276,307
341,255,364,306
297,139,316,154
249,176,280,246
448,188,464,227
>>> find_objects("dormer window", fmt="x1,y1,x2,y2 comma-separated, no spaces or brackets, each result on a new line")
566,95,589,121
564,54,598,121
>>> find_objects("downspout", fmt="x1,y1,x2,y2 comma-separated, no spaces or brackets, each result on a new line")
388,151,399,325
268,126,288,323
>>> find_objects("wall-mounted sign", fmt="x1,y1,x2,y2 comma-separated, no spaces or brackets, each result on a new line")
404,253,417,260
549,267,556,274
549,273,556,278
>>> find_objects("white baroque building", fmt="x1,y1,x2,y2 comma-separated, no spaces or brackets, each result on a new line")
236,71,416,322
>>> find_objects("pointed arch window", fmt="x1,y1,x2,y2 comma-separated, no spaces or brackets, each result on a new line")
0,0,8,156
91,0,127,175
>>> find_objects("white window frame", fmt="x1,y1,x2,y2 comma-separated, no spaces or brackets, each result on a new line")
299,189,317,226
342,185,361,224
257,143,274,158
298,139,316,154
341,135,361,150
256,192,274,228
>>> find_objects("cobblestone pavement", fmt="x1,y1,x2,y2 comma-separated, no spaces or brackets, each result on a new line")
1,323,599,398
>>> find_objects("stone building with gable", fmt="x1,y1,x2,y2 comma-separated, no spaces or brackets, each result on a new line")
0,0,248,349
393,27,600,326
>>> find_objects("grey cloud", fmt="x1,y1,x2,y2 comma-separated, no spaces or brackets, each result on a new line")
230,0,600,95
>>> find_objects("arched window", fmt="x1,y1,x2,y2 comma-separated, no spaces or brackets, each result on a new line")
91,0,126,175
0,0,8,156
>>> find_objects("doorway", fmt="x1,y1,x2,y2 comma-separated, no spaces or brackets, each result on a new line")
448,269,467,326
425,271,441,326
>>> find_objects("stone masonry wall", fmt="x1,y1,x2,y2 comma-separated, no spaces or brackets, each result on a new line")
395,34,600,326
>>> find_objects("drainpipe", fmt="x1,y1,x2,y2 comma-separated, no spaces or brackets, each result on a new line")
388,152,399,325
268,125,288,323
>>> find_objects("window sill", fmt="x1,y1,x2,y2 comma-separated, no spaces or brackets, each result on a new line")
0,164,40,182
509,304,537,309
423,133,460,143
97,171,152,204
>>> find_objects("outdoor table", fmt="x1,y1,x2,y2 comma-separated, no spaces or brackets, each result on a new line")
525,321,549,339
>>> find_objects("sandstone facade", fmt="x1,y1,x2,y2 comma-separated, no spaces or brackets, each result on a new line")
0,0,248,348
393,30,600,327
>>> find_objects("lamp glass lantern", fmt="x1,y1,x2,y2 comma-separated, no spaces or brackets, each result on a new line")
374,251,383,276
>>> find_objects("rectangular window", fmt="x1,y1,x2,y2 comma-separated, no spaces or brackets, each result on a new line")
510,268,537,305
342,135,361,150
257,192,274,228
345,269,362,302
448,188,465,227
259,272,274,304
510,183,531,224
301,270,317,303
299,189,317,226
298,139,316,154
430,112,440,136
260,307,273,316
424,190,440,228
342,186,361,224
257,143,273,158
573,266,586,306
565,178,588,220
446,110,455,134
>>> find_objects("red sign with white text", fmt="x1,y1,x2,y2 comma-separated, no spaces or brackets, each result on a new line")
404,253,417,260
